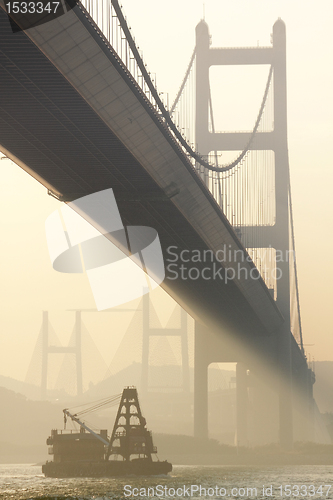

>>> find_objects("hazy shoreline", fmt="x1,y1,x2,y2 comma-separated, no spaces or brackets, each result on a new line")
2,454,333,466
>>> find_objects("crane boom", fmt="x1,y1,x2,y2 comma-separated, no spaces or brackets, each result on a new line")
63,408,109,446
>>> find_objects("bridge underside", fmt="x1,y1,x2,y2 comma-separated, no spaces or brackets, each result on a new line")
0,4,310,393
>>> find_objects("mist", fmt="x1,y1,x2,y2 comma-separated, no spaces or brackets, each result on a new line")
0,0,332,472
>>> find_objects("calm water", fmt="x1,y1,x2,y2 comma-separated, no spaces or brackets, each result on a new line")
1,464,333,500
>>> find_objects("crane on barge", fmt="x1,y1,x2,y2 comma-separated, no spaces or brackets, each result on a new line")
42,387,172,477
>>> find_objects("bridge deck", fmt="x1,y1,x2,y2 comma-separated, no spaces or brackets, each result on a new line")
0,3,284,349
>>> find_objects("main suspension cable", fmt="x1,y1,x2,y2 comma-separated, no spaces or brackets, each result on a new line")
110,0,272,174
170,48,196,114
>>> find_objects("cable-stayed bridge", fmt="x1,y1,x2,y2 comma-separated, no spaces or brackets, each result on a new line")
0,0,318,447
25,300,191,397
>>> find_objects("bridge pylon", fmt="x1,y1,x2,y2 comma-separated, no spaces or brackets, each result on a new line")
141,294,190,394
194,19,299,448
41,310,83,399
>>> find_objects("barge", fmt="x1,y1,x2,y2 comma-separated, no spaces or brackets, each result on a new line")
42,387,172,477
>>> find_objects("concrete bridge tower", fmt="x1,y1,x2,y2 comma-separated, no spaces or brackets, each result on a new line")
193,19,311,448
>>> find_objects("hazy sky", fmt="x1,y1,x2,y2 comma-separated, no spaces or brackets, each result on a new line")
0,0,332,383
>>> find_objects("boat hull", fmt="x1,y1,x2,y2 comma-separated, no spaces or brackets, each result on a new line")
42,459,172,477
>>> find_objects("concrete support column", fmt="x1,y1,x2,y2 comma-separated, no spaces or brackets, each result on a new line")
307,368,315,441
294,365,315,442
141,294,149,393
41,310,48,400
236,362,248,447
181,309,190,393
194,321,209,438
277,322,293,448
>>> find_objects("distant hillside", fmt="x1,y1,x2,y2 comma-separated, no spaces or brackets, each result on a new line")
0,374,72,402
83,362,235,401
0,386,63,463
0,363,235,404
1,358,332,464
4,360,330,415
0,363,235,462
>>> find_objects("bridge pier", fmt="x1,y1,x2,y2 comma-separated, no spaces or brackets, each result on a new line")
293,364,315,442
194,322,209,438
236,362,248,447
307,368,315,440
277,322,293,448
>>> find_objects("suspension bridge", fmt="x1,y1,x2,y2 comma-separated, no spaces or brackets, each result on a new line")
0,0,319,447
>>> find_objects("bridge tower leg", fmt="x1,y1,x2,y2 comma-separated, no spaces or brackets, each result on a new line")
195,20,210,185
272,19,293,449
236,362,248,447
141,296,149,393
141,294,190,393
40,310,83,399
75,311,83,396
41,311,48,400
194,19,294,448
